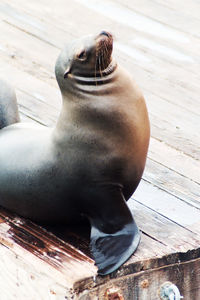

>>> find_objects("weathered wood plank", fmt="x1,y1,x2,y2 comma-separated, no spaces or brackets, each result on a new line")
148,138,200,184
0,19,58,75
9,0,200,54
154,0,200,21
0,208,97,300
115,0,200,38
2,0,200,81
0,58,61,109
134,180,200,234
78,257,200,299
144,159,200,209
1,204,199,299
0,2,69,49
0,208,96,277
131,200,200,249
17,90,59,127
1,0,200,80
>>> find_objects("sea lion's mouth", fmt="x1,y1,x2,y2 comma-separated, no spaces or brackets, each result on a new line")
95,31,113,73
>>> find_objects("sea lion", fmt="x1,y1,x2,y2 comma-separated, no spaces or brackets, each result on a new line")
0,31,150,275
0,79,20,129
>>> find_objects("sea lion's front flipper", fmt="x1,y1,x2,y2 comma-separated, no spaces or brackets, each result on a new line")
89,187,140,275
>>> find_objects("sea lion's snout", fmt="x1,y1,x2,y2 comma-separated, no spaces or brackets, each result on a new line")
99,31,112,38
95,31,113,71
97,31,113,44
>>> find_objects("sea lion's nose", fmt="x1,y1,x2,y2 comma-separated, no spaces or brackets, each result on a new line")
100,31,110,37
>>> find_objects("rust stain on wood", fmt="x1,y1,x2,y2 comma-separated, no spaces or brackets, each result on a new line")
0,236,13,248
141,279,149,288
0,217,4,224
50,289,56,295
104,287,124,300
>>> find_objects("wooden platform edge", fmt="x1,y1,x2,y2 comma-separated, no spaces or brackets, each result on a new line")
0,207,200,299
77,256,200,299
75,247,200,291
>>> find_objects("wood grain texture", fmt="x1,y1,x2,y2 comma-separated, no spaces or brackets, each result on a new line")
0,208,97,299
78,258,200,299
0,0,200,299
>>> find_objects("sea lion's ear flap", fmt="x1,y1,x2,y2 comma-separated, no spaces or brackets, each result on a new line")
64,66,71,78
90,219,140,275
88,188,140,275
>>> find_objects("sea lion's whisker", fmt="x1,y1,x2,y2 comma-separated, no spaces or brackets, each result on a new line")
103,48,108,69
95,51,98,86
98,56,103,78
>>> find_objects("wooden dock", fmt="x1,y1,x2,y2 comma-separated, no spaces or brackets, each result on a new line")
0,0,200,299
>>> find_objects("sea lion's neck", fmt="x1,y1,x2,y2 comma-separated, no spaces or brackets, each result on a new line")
54,62,120,136
64,61,118,98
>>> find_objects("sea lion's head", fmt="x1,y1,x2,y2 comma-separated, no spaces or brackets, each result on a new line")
55,31,117,95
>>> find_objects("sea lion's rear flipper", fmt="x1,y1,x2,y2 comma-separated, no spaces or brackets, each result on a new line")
89,186,140,275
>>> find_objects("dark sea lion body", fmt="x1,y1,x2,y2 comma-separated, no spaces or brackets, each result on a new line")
0,32,150,275
0,79,20,128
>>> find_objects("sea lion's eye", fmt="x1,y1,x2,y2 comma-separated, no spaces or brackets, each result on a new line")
77,50,87,61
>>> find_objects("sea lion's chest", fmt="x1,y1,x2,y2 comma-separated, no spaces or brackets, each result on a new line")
56,98,148,184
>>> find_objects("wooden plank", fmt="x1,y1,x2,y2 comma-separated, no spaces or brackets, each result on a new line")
2,206,195,299
17,90,59,127
131,200,200,250
115,0,200,38
0,2,69,49
71,0,200,60
0,58,61,109
0,20,58,72
0,208,97,299
0,19,59,76
3,0,200,79
154,0,200,21
78,257,200,299
148,138,200,184
1,0,200,76
147,94,200,161
8,0,200,52
20,112,37,124
144,159,200,209
134,180,200,235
